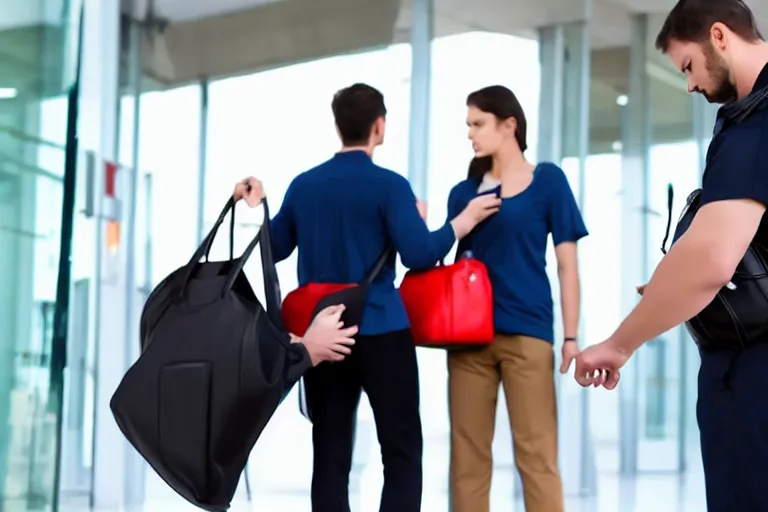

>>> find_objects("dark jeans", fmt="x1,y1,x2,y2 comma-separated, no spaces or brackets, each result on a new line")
303,328,422,512
698,342,768,512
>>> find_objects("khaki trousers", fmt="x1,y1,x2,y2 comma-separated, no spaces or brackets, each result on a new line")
448,334,563,512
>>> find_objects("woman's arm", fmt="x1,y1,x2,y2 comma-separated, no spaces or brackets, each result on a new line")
555,242,580,340
546,165,588,345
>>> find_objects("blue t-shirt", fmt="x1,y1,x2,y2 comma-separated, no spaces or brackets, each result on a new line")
271,150,456,335
446,162,588,343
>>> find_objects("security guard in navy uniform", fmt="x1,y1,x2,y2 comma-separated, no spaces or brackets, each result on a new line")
572,0,768,510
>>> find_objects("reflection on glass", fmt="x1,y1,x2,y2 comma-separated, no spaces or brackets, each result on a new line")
0,0,83,509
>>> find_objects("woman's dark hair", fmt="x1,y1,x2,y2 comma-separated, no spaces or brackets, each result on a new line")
466,85,528,182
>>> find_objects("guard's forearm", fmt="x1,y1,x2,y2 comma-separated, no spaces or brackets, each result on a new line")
609,240,726,353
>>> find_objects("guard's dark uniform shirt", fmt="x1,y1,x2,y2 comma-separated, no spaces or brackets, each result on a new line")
695,62,768,512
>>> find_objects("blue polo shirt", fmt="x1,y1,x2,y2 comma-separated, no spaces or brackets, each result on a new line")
679,64,768,512
269,150,456,335
446,162,588,343
672,65,768,248
699,64,768,210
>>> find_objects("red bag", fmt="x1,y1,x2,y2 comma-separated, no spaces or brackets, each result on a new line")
281,283,356,336
399,255,494,348
281,248,390,337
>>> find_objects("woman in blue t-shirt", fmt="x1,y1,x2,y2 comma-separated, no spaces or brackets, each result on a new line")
446,85,588,512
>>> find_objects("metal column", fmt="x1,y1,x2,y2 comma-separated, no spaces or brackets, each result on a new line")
406,0,433,200
537,12,597,497
537,25,565,164
196,77,209,246
88,0,132,506
618,13,652,477
122,16,146,507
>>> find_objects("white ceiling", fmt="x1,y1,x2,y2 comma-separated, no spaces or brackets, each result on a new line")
138,0,767,52
0,0,762,150
131,0,282,22
141,0,678,45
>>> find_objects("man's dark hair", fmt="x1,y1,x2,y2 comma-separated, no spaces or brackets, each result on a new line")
656,0,763,53
331,83,387,146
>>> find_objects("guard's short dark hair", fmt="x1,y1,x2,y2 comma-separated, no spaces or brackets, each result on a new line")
655,0,763,53
331,83,387,146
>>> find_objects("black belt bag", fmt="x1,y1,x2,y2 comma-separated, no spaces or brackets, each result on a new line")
666,189,768,350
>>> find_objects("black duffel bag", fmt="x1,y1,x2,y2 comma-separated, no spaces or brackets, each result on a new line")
110,197,311,511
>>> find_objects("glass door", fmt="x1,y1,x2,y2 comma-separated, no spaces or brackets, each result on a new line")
0,0,83,509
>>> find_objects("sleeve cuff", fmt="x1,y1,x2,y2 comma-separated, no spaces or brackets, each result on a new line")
436,222,457,259
553,228,589,246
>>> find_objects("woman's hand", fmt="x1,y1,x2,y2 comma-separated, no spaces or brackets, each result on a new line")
233,177,265,207
560,340,580,374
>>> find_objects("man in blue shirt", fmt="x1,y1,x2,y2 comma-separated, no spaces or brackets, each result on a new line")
573,1,768,510
235,83,499,511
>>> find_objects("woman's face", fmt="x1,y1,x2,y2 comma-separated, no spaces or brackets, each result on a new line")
466,105,515,157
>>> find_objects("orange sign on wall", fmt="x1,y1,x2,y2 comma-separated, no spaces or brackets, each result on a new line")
104,161,121,256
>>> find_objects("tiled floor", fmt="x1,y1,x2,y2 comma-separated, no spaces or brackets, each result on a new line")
56,443,708,512
56,379,707,511
59,467,707,511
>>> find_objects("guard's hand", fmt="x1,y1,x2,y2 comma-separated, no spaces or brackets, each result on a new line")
233,177,265,207
302,305,358,365
573,340,631,390
559,340,579,374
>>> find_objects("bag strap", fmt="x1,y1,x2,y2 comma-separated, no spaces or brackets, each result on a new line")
178,198,237,298
201,202,235,261
361,246,392,287
221,198,284,327
660,183,674,255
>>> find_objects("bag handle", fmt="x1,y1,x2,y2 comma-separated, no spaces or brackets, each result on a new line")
177,198,237,299
221,198,283,327
361,246,392,287
201,202,235,261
